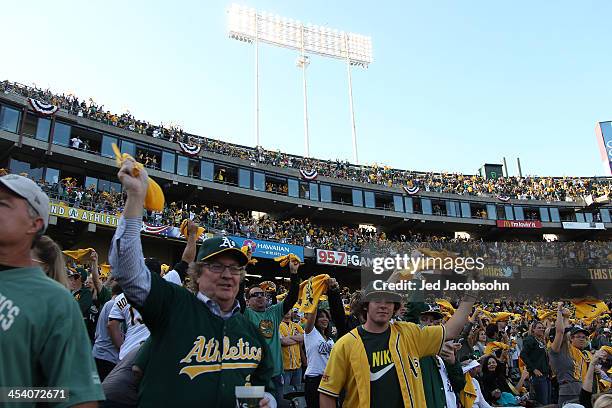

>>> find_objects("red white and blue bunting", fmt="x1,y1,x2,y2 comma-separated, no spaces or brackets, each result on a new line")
497,195,511,202
300,169,318,181
141,223,172,235
28,98,58,116
178,141,201,156
403,185,420,195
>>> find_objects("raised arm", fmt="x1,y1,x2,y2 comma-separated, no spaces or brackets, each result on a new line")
281,259,300,315
108,159,151,307
89,250,103,294
444,298,475,341
550,302,568,353
304,311,317,335
326,278,348,338
181,220,198,264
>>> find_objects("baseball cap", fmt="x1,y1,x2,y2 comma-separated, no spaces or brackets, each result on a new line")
571,326,589,336
68,267,88,281
0,174,49,232
196,236,249,266
421,304,445,319
461,359,480,374
362,281,403,303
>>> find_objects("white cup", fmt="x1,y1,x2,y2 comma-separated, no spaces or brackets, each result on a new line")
235,386,265,408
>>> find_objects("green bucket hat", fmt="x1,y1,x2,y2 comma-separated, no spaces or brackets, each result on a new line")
196,236,249,267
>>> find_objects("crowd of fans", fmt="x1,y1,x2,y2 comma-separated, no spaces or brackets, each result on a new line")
4,167,612,408
3,80,612,204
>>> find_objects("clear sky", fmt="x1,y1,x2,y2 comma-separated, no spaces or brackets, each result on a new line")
2,1,610,177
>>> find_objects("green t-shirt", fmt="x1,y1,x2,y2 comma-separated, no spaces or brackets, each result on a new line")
73,286,92,318
136,272,274,407
97,285,112,306
244,302,284,377
357,326,403,408
0,267,105,407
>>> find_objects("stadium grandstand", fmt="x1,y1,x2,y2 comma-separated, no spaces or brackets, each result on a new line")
2,79,612,408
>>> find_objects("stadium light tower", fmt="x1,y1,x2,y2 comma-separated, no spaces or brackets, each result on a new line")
227,4,373,163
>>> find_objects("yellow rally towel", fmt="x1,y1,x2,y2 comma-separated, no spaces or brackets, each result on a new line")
298,274,329,313
274,253,303,267
112,143,164,211
63,248,95,262
260,281,276,293
240,245,258,265
436,299,455,315
460,373,477,408
537,309,556,321
477,308,495,321
601,346,612,356
573,299,610,323
179,219,205,240
484,341,510,355
99,264,111,278
492,312,514,323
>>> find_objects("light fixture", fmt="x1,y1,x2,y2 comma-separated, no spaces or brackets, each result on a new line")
227,4,373,163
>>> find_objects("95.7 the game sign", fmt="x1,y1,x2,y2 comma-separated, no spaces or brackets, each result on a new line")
316,249,348,266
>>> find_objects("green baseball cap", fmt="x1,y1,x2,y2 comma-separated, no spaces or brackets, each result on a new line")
68,267,88,281
196,237,249,266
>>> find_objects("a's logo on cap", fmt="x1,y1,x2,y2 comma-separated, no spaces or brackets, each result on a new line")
219,237,235,248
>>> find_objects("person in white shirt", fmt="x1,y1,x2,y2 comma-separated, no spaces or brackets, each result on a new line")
70,136,83,149
303,278,339,408
462,359,494,408
107,221,198,359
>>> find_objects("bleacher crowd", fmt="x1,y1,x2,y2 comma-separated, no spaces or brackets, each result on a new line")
3,80,612,203
3,165,612,407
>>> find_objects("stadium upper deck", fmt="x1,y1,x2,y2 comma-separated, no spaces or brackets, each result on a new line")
2,80,611,202
0,82,611,246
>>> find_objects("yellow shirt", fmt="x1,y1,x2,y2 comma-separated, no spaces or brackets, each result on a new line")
569,345,590,382
280,321,304,371
318,322,445,408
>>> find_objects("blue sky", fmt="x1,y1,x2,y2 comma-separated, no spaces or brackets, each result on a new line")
2,1,611,176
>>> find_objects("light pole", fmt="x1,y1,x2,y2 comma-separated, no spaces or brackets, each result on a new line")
227,4,373,162
296,24,310,157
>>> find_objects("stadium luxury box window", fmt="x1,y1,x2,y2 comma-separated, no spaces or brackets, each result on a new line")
52,122,71,147
0,105,20,133
101,135,118,158
200,160,214,181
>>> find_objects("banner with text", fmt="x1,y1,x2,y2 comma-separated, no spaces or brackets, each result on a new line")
496,220,542,229
316,249,348,267
49,202,212,241
231,236,304,260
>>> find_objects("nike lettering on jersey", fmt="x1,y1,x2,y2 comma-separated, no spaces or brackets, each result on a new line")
370,363,394,382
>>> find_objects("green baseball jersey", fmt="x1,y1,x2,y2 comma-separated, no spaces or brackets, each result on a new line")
244,302,284,377
0,266,104,407
73,286,92,317
136,272,274,407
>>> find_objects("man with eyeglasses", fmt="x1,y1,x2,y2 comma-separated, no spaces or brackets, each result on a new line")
244,257,300,404
0,174,104,407
110,159,276,407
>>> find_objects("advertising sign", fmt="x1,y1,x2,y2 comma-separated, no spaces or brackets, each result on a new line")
231,236,304,260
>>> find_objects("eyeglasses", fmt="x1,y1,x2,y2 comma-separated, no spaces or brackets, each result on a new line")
203,262,244,275
249,292,266,299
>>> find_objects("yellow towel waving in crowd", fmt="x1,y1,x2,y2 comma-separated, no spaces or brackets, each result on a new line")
112,143,164,211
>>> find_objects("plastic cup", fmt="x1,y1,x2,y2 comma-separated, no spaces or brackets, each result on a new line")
235,386,265,408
